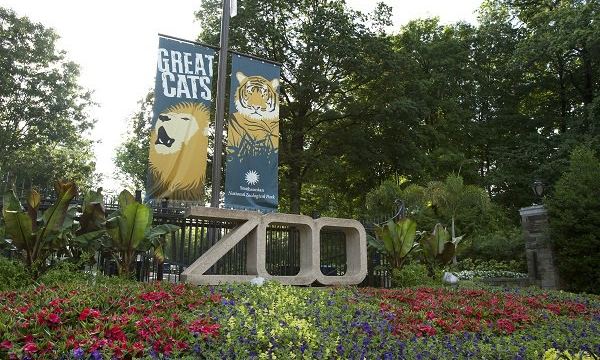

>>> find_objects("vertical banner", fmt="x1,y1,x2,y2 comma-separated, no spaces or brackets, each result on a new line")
224,54,280,212
147,36,215,201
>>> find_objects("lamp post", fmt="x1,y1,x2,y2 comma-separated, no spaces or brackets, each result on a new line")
531,180,544,205
531,180,544,198
210,0,232,208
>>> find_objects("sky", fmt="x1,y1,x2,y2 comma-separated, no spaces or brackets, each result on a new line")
0,0,481,193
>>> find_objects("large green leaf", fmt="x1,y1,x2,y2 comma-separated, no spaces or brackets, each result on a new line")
3,190,22,212
118,190,136,211
105,216,122,248
397,218,417,257
367,234,385,253
3,210,33,251
41,181,77,235
26,189,41,226
438,242,456,265
78,191,106,234
431,223,450,255
145,224,179,240
61,205,78,231
72,229,106,251
120,202,151,250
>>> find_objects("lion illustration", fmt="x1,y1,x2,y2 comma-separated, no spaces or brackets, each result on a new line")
227,72,279,161
148,102,210,200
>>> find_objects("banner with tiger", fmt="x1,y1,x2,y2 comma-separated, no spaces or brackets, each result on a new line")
147,35,215,201
224,54,280,212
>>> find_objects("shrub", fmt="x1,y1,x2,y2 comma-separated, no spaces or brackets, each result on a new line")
546,146,600,294
453,258,525,273
462,228,526,269
0,256,32,291
36,260,95,287
391,263,439,287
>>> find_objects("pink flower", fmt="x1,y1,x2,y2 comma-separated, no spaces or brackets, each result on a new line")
0,340,12,350
23,342,38,353
48,313,61,324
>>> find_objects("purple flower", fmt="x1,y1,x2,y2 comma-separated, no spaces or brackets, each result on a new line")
91,350,102,360
73,348,84,359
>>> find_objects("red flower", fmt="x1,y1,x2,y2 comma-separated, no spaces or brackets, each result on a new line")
23,342,38,354
105,325,127,342
416,324,436,337
189,319,220,337
0,340,12,350
496,318,516,334
140,291,171,302
132,342,145,353
79,308,101,321
48,313,61,324
210,293,222,303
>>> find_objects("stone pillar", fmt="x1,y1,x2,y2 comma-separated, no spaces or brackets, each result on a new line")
519,205,560,289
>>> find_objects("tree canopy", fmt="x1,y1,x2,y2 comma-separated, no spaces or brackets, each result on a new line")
112,0,600,221
0,7,96,192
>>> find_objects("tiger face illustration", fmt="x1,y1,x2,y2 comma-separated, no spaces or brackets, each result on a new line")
227,72,280,161
234,72,279,120
148,102,210,200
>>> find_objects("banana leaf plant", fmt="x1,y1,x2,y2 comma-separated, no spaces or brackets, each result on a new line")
1,181,77,272
64,188,108,264
104,190,178,277
420,223,462,276
368,218,419,270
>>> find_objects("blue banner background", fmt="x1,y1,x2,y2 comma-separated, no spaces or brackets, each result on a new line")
146,36,215,201
224,54,281,212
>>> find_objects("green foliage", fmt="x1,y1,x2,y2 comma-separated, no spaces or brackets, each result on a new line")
391,263,439,288
364,176,427,220
370,218,419,270
542,348,597,360
0,7,96,191
426,174,490,240
461,228,526,269
104,190,178,277
0,256,32,291
2,181,78,273
546,145,600,294
36,258,95,287
452,258,525,273
420,223,461,274
114,92,153,191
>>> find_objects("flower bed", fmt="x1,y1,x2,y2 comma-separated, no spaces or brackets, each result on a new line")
1,279,599,359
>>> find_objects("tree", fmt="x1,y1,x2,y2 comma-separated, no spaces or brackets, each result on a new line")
196,0,395,214
546,145,600,294
114,92,153,191
425,174,490,241
0,8,96,190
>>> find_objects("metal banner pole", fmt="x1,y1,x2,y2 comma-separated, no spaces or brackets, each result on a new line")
210,0,231,208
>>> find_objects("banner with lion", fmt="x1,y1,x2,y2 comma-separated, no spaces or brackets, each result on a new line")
224,54,281,212
147,36,215,201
